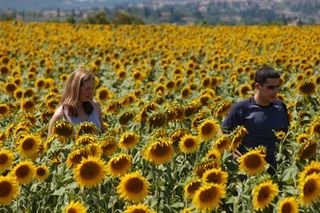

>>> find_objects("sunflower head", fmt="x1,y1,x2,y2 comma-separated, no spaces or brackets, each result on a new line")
298,140,317,160
100,136,118,156
76,122,99,136
119,131,139,149
117,170,150,202
184,179,202,199
202,168,228,186
299,173,320,206
107,153,132,177
0,149,14,172
74,156,107,188
35,165,50,181
65,200,87,213
192,183,226,211
297,79,317,97
0,176,20,205
16,134,41,159
252,180,279,211
10,160,36,184
179,134,200,154
194,160,220,178
239,149,267,176
124,204,155,213
52,120,74,141
214,135,231,153
143,139,174,165
197,119,220,141
278,197,298,213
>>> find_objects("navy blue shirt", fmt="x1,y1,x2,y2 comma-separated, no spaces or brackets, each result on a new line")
221,97,290,169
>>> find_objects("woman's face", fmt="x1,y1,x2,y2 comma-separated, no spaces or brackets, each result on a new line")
79,78,95,102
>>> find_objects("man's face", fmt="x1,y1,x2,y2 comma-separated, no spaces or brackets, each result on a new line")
256,78,280,104
79,78,95,102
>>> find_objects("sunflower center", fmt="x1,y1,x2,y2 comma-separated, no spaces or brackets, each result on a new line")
184,138,195,148
281,203,292,213
202,123,213,135
80,162,100,180
22,138,35,150
150,143,170,157
16,165,30,179
257,186,270,202
125,177,143,193
199,187,217,203
303,180,315,196
111,158,129,171
0,154,8,164
187,181,201,194
0,106,8,114
244,154,262,169
37,167,46,176
206,173,222,184
123,135,136,145
67,208,77,213
0,181,11,197
99,90,108,99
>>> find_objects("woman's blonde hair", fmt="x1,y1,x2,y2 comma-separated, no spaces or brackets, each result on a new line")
60,68,95,117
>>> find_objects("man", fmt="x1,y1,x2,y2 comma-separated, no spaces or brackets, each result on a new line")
221,66,290,175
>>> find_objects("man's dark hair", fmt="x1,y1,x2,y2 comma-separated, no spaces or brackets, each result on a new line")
254,66,280,85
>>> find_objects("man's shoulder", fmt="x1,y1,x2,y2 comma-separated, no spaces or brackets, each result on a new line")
233,98,253,109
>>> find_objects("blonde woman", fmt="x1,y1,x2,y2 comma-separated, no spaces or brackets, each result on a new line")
48,68,105,134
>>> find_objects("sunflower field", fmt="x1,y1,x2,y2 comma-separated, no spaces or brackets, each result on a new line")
0,21,320,213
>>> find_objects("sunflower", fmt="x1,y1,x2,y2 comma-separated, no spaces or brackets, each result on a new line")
194,160,220,178
180,87,192,99
66,149,87,169
14,89,24,100
197,119,220,141
184,179,202,199
124,204,155,213
119,131,139,149
10,160,36,184
52,120,74,140
0,104,10,117
143,139,174,165
230,126,248,151
275,131,286,140
96,87,111,102
16,134,41,159
299,173,320,206
309,120,320,137
76,122,99,136
119,111,135,125
298,140,317,160
75,134,96,146
4,82,17,94
64,200,87,213
100,136,118,156
35,165,50,181
214,135,231,153
0,176,20,205
192,183,226,211
238,84,252,97
147,112,167,130
277,197,298,213
239,149,267,176
45,98,59,112
107,154,132,177
20,98,36,112
179,134,200,154
202,168,228,186
74,156,107,188
117,171,150,202
0,149,14,172
297,79,317,96
299,161,320,183
296,133,309,143
206,149,221,161
0,65,10,76
252,180,279,211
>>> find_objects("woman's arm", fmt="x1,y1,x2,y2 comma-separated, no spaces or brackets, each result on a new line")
48,106,64,135
93,101,106,133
